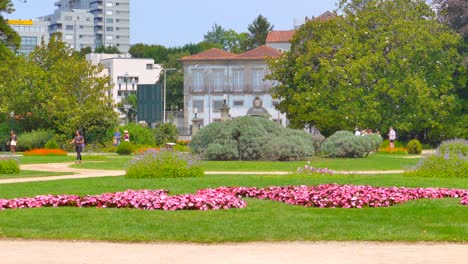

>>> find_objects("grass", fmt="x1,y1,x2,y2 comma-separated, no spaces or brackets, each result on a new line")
0,170,74,179
0,174,466,242
65,153,421,172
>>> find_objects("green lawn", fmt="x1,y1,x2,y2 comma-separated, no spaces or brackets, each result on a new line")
68,153,421,172
0,174,466,242
0,170,74,179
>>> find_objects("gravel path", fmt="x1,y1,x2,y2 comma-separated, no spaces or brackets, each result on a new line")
1,240,466,264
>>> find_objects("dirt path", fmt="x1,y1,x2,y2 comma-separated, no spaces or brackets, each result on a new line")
0,240,466,264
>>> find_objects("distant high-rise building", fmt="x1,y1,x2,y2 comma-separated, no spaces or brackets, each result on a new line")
40,0,130,53
7,19,50,55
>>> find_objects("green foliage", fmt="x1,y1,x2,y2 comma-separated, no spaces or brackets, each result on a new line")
0,0,20,82
94,45,121,54
380,139,405,149
407,139,423,154
116,141,134,155
0,34,118,139
0,157,19,174
117,123,156,146
44,139,60,149
190,116,315,161
203,23,250,53
247,15,274,49
436,139,468,157
125,149,204,178
405,139,468,178
154,123,178,146
17,129,55,151
321,131,383,158
268,0,465,138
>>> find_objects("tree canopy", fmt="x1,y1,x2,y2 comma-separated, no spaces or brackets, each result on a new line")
0,0,20,94
268,0,466,141
1,34,117,141
247,15,274,48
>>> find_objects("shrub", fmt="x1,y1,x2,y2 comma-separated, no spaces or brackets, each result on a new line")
380,139,404,149
154,123,179,146
17,129,55,151
116,141,134,155
44,139,60,149
23,149,68,156
0,157,19,174
113,123,156,146
321,131,382,158
405,139,468,178
190,116,315,161
407,139,422,154
378,147,408,155
126,149,204,178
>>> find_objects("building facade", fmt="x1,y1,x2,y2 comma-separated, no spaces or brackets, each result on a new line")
39,0,131,53
86,53,161,103
7,19,50,55
179,45,287,132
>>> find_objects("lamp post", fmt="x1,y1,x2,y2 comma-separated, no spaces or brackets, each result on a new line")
162,68,176,123
9,111,14,132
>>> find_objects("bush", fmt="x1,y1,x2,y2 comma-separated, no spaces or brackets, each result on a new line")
407,139,422,154
378,147,408,154
0,157,20,174
126,149,204,178
154,123,178,146
44,139,60,149
112,123,156,146
17,129,55,151
321,131,382,158
405,139,468,178
190,116,315,161
380,139,404,149
116,141,134,155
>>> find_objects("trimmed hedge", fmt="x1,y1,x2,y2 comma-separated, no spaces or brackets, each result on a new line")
190,116,315,161
321,131,383,158
407,139,422,154
0,157,20,174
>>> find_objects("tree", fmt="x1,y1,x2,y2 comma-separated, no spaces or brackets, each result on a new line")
94,45,121,54
247,15,274,48
203,24,249,53
433,0,467,41
0,0,20,113
268,0,466,141
2,34,118,141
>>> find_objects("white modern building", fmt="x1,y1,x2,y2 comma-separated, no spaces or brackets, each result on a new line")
179,45,287,130
7,19,50,54
39,0,131,53
86,53,161,103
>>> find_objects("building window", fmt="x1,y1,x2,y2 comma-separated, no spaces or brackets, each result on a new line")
106,11,113,15
232,70,244,92
212,70,224,92
193,100,204,113
64,16,73,21
193,71,204,92
146,64,153,70
212,100,224,112
66,25,73,30
233,100,244,107
106,2,113,7
106,27,113,31
106,18,113,23
106,35,113,40
253,70,264,92
65,35,73,40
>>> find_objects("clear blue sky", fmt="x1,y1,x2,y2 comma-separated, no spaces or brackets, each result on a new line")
6,0,338,47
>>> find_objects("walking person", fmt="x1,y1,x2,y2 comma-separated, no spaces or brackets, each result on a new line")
70,130,84,163
388,127,396,150
113,128,121,146
9,130,17,156
123,130,130,142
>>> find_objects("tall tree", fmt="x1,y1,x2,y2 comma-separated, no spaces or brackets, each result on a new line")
94,45,121,54
203,24,249,53
0,0,20,115
433,0,468,41
2,34,118,140
247,15,274,48
269,0,466,141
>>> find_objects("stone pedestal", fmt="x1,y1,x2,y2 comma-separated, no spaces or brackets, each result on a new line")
220,103,230,122
191,117,202,136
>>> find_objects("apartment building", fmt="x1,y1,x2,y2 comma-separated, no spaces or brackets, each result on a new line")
7,19,50,54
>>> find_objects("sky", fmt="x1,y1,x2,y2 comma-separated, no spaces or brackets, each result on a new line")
6,0,338,47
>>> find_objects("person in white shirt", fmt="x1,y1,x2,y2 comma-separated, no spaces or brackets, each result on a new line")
388,127,396,149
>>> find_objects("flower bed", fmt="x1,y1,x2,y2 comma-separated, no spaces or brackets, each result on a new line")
23,148,68,156
1,184,466,211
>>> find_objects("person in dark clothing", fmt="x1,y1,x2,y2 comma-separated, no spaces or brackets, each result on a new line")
70,130,84,163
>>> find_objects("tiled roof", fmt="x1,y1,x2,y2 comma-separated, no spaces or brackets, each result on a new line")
234,45,282,59
266,30,295,43
179,45,281,61
179,48,236,61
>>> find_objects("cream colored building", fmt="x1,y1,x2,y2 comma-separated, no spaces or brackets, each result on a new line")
179,45,287,131
86,53,161,103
